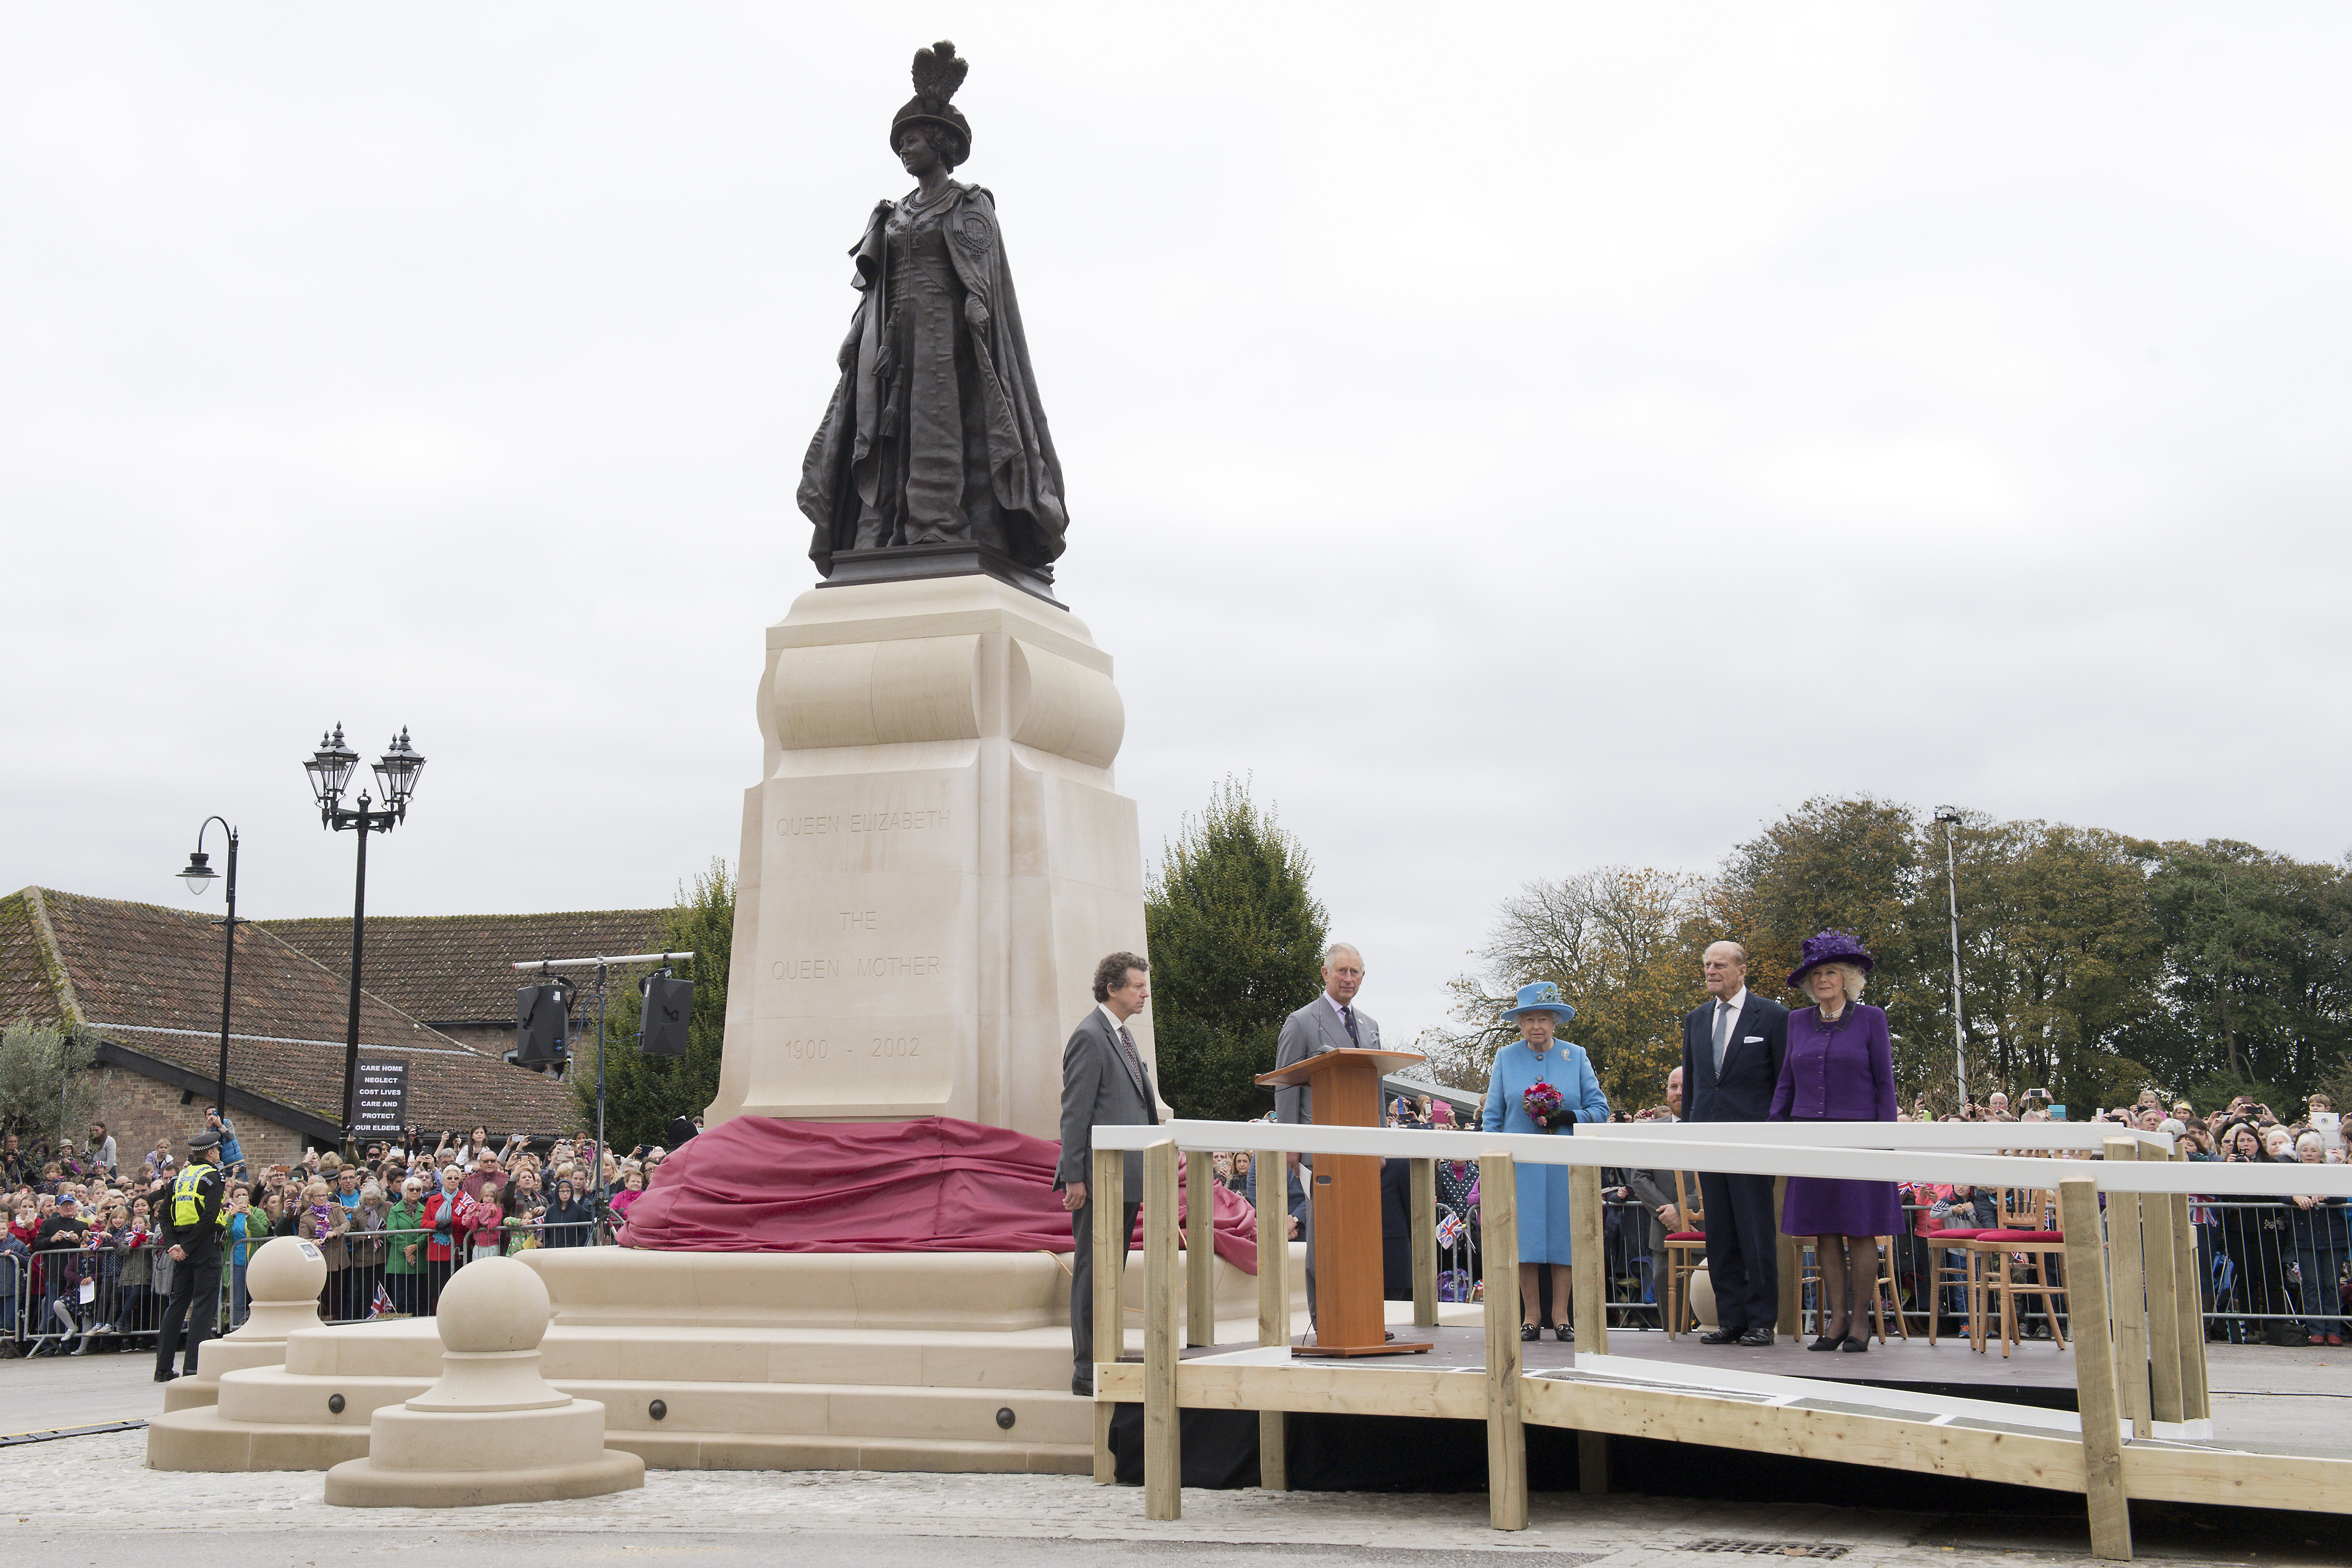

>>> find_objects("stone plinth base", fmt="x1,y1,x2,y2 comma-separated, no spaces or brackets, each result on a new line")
324,1402,645,1507
318,1259,641,1508
149,1243,1306,1474
711,575,1154,1143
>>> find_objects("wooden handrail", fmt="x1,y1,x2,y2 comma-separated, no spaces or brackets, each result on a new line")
1098,1119,2352,1198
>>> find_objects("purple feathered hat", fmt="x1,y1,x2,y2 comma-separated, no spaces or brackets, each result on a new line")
1786,930,1875,989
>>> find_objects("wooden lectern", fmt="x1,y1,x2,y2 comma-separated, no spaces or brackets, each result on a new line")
1256,1047,1435,1357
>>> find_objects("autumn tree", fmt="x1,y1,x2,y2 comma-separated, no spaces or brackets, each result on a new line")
1447,804,2351,1118
1709,796,1940,1090
1432,866,1705,1112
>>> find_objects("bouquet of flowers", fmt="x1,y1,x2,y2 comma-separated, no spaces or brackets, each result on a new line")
1524,1080,1567,1131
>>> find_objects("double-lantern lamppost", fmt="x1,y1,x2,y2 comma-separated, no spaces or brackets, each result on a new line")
175,818,242,1119
305,723,426,1149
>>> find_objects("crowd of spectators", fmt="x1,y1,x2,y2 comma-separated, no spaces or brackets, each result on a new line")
2,1120,650,1356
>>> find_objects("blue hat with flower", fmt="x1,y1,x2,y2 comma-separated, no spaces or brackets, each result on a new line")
1786,930,1875,989
1501,981,1576,1022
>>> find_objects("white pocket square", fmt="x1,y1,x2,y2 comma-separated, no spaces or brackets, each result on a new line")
1743,1035,1765,1044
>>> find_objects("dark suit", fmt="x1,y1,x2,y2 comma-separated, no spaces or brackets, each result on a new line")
1624,1116,1698,1259
1681,990,1790,1334
1056,1005,1161,1387
1379,1158,1414,1301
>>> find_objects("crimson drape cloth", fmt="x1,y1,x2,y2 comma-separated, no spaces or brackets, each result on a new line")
617,1114,1258,1271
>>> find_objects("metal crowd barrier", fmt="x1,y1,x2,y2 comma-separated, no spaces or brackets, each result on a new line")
2191,1197,2350,1343
5,1239,205,1357
4,1218,620,1350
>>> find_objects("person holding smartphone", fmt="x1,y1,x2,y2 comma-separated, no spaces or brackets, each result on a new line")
225,1183,262,1327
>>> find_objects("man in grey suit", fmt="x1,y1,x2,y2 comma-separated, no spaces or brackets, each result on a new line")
1056,950,1161,1397
1624,1066,1697,1319
1271,942,1377,1316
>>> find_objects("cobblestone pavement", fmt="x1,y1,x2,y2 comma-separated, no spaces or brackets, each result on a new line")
0,1431,2337,1567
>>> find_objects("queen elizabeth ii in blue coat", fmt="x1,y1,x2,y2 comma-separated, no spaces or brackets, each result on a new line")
1481,982,1610,1339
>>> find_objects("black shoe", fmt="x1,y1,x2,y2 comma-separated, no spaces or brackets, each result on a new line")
1071,1375,1092,1397
1840,1336,1869,1353
1807,1335,1841,1352
1521,1323,1540,1341
153,1369,177,1383
1737,1327,1774,1347
1554,1322,1574,1342
1699,1327,1745,1345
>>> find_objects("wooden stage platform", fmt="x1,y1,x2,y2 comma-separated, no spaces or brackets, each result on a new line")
1085,1122,2352,1562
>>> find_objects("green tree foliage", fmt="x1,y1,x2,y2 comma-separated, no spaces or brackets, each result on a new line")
0,1019,101,1149
1431,867,1704,1112
1144,777,1328,1121
572,860,734,1155
1456,799,2352,1121
2145,843,2352,1103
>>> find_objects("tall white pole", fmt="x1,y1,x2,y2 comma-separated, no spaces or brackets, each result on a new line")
1940,812,1966,1108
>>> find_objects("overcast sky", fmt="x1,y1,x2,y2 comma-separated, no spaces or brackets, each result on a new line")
5,5,2347,1047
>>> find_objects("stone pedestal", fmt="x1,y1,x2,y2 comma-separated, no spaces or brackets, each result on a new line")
708,575,1154,1141
322,1258,641,1506
157,1235,325,1415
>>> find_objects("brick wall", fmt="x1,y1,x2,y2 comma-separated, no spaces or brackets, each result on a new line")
433,1023,518,1058
86,1063,311,1177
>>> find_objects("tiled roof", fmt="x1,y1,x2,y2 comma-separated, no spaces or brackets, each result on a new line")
4,888,582,1136
263,909,672,1026
0,890,66,1025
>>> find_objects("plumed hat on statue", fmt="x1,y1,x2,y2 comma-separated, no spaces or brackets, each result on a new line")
1786,930,1875,989
890,39,973,156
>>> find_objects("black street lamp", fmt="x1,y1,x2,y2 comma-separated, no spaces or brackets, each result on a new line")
176,818,242,1121
305,723,426,1150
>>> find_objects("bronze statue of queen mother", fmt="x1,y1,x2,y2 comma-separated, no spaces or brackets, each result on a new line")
798,40,1069,582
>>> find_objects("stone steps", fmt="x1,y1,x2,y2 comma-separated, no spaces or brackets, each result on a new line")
285,1316,1248,1390
207,1364,1095,1443
148,1245,1311,1476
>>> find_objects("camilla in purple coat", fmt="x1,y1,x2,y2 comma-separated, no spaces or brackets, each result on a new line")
1768,933,1902,1241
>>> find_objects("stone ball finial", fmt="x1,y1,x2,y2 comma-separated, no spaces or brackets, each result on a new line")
247,1233,328,1303
434,1257,551,1354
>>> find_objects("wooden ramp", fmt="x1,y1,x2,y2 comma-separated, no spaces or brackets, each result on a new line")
1097,1344,2352,1520
1086,1120,2352,1561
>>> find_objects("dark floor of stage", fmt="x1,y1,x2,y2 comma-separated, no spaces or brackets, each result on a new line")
1193,1320,2082,1401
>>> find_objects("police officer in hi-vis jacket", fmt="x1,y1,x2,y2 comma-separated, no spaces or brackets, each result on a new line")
154,1127,228,1382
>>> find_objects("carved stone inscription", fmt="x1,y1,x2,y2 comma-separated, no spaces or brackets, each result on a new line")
776,807,950,837
747,772,968,1117
769,908,945,985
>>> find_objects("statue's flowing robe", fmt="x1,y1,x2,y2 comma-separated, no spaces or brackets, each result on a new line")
798,183,1068,573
